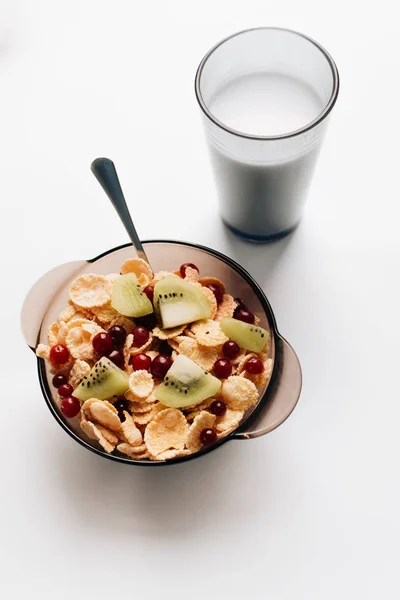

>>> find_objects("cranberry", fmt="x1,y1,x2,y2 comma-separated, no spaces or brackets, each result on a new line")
180,263,199,278
49,344,70,365
92,332,113,355
158,340,173,356
246,357,264,375
52,374,67,388
210,400,227,416
213,358,232,379
143,285,154,304
206,283,224,305
107,349,124,369
58,383,73,398
114,398,130,413
234,308,255,324
200,428,217,446
151,354,173,379
222,340,240,359
235,298,248,310
60,396,81,419
132,325,150,347
131,353,152,371
108,325,127,348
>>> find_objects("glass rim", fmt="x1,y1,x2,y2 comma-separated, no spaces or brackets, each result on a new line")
194,26,340,141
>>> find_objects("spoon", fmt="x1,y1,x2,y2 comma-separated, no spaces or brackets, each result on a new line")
90,157,150,264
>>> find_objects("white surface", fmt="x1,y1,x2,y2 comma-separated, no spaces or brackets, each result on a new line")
1,1,399,599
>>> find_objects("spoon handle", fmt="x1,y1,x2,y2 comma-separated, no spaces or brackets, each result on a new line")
91,157,149,263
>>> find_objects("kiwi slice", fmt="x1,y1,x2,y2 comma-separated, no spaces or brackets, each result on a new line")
220,317,269,353
155,354,221,408
154,276,211,328
73,357,129,401
111,273,153,318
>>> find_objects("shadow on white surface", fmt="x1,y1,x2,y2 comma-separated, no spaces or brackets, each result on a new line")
50,432,281,540
218,222,298,290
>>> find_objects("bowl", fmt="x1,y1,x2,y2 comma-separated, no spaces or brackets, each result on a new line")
21,240,302,465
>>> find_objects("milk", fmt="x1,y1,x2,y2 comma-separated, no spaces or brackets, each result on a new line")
207,72,326,240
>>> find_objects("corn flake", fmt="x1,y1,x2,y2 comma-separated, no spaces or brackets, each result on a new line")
192,320,228,348
120,258,153,280
152,325,186,340
154,449,191,461
91,302,120,324
144,408,189,458
36,344,50,361
117,442,150,459
149,271,178,285
128,370,154,399
186,411,216,452
215,408,244,435
199,286,218,319
184,267,200,284
215,294,237,321
66,323,104,360
190,345,219,371
80,418,115,453
48,321,67,346
123,334,133,370
68,359,91,388
58,305,78,323
131,402,165,425
89,400,121,431
221,376,258,411
96,425,119,445
119,412,143,447
69,274,111,309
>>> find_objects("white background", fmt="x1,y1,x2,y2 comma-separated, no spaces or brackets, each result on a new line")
1,1,399,598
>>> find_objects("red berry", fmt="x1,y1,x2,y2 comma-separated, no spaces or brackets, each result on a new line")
58,383,73,397
92,332,113,355
206,283,224,305
200,428,217,446
132,325,150,348
235,298,247,310
108,325,127,348
246,357,264,374
151,354,173,379
210,400,227,416
222,340,240,359
143,285,154,304
49,344,70,365
131,353,152,371
52,374,67,388
234,308,255,324
213,358,232,379
60,396,81,419
180,263,199,278
114,398,130,413
107,349,124,369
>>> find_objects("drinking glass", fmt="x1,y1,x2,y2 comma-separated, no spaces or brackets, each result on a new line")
195,27,339,241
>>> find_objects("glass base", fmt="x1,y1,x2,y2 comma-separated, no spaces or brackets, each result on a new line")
222,219,300,243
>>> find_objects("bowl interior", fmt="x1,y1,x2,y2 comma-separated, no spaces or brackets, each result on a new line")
38,241,276,464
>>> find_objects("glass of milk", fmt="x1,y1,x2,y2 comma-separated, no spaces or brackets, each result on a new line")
195,28,339,241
